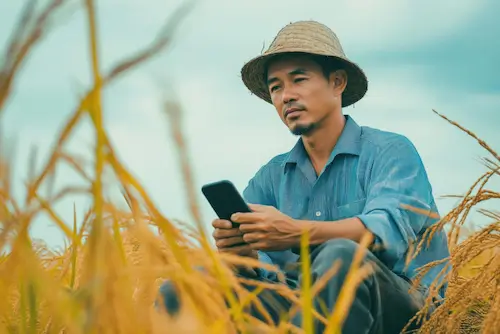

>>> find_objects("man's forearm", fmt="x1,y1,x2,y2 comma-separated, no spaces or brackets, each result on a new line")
296,217,369,246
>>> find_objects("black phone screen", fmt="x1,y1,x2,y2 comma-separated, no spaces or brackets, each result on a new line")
201,180,251,225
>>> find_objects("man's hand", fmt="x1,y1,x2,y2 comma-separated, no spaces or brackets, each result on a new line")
231,204,309,251
212,219,259,278
212,219,257,259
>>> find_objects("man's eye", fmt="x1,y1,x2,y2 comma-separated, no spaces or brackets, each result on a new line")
295,77,306,82
270,85,280,92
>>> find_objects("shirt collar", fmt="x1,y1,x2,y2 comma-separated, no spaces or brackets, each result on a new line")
281,115,362,168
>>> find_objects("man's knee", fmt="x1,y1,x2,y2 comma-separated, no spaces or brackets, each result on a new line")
312,238,360,276
315,238,359,262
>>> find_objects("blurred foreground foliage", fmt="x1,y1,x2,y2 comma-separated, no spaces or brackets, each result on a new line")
0,1,499,333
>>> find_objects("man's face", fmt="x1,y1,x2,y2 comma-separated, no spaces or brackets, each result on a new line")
266,55,345,136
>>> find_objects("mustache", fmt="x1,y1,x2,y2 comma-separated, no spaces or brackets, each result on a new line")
282,102,306,116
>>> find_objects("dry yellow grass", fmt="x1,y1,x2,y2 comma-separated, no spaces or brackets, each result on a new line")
401,111,500,334
1,2,498,334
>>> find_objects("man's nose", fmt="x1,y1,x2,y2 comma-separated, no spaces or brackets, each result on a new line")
282,86,298,104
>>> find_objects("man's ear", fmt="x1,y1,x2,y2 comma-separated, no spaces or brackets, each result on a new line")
331,69,348,92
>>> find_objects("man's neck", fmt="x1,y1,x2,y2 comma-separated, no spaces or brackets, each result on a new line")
302,113,346,175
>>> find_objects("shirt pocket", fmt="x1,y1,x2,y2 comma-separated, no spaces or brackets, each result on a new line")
335,198,367,220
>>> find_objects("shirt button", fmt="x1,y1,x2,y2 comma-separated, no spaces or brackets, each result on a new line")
315,211,322,217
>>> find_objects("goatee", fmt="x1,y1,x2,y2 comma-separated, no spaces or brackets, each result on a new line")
290,123,317,136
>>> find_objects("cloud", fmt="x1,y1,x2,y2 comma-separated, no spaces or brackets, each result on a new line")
102,60,497,227
150,0,489,56
102,72,298,216
348,65,499,198
1,0,497,249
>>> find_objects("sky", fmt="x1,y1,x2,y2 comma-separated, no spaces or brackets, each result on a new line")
1,0,499,250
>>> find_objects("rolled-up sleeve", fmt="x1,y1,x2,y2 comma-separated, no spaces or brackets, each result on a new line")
356,136,439,269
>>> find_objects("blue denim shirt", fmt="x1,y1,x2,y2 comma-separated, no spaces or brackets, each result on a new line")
242,115,450,298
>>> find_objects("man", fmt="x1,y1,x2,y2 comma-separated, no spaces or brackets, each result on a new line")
161,20,451,333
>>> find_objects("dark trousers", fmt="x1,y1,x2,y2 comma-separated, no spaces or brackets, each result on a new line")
159,238,432,334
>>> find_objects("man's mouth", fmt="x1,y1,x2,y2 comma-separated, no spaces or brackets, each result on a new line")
284,108,303,118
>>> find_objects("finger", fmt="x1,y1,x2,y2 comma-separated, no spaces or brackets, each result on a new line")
248,241,269,251
213,228,242,239
216,236,246,249
219,244,253,257
242,232,264,244
231,212,262,224
212,219,233,229
239,223,266,233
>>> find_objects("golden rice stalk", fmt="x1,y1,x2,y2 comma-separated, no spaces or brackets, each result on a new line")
0,0,71,113
324,232,374,334
1,1,500,334
400,110,500,334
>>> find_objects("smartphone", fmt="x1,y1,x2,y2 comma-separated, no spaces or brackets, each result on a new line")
201,180,251,227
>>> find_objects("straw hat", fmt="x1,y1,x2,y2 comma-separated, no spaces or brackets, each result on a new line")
241,20,368,108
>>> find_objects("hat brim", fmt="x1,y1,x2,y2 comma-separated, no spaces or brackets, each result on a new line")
241,51,368,108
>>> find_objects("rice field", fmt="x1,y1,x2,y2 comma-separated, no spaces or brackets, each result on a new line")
1,1,499,333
